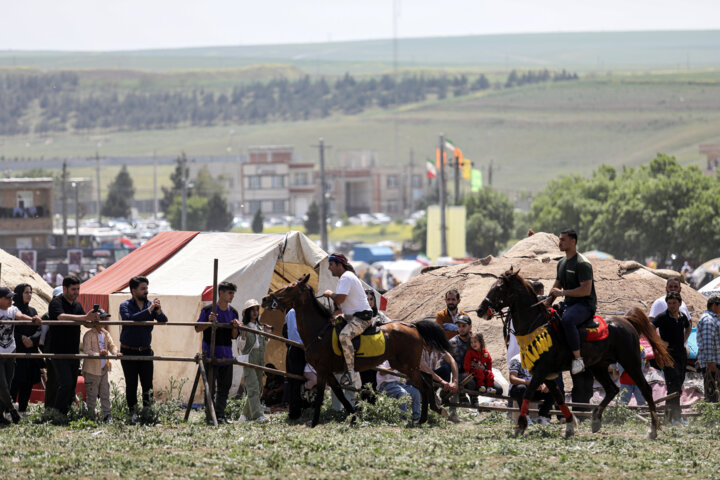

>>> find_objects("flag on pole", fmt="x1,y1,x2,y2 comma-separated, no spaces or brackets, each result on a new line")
426,159,437,179
471,168,483,192
445,138,464,163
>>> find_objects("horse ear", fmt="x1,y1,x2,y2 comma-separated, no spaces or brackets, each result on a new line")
298,273,310,284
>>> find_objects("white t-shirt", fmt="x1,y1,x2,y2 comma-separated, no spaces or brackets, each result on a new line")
336,271,371,316
0,306,19,353
376,360,402,389
649,296,690,319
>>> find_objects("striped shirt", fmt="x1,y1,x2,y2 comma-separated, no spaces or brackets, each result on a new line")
697,310,720,368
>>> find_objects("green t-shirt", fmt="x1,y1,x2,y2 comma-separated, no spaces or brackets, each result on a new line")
556,253,597,312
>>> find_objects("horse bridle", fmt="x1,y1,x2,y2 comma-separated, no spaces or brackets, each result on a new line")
267,283,329,311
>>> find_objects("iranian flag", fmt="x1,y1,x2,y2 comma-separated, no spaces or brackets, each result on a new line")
445,138,463,160
426,158,437,179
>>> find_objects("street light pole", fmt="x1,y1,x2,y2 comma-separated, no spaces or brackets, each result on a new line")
312,138,331,252
72,181,79,247
439,134,447,257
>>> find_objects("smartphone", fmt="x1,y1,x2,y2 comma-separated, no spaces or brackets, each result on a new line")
93,304,100,312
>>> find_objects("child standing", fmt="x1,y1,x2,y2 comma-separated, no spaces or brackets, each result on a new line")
82,318,121,423
464,333,496,394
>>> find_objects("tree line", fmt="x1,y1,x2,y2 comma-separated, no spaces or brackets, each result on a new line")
0,69,578,135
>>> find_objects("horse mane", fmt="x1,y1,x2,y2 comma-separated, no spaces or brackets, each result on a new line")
302,283,334,319
501,268,540,302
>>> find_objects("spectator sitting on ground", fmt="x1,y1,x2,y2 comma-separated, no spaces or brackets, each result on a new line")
376,360,421,422
435,289,468,340
508,353,554,425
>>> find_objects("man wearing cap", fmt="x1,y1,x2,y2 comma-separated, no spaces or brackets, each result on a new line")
323,252,373,388
119,275,168,421
0,286,41,424
195,281,240,424
435,289,468,340
47,275,101,416
697,294,720,403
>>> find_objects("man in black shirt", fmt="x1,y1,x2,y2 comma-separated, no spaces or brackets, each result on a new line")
547,229,597,375
47,276,100,415
652,291,691,425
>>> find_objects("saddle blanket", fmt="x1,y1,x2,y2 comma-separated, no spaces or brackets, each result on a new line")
582,315,609,342
331,329,386,358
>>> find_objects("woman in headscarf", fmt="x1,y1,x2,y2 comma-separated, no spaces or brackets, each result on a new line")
10,283,42,415
239,299,268,423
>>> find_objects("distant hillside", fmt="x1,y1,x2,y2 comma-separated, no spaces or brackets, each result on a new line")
2,71,719,200
1,30,720,73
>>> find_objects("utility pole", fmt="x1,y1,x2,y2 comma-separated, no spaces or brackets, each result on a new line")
153,150,158,219
407,148,415,214
62,159,68,248
95,151,101,224
180,154,188,230
438,134,447,257
73,182,79,247
488,160,494,187
453,150,460,205
311,138,331,252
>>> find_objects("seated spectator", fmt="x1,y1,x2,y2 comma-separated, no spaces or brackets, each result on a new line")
81,316,121,423
376,360,420,422
10,283,42,416
435,289,468,340
464,333,503,397
508,354,554,425
261,363,285,408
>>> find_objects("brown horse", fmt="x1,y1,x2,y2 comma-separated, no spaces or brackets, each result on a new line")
261,273,451,427
477,268,673,439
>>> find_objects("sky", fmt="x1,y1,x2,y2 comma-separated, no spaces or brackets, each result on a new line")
2,0,719,51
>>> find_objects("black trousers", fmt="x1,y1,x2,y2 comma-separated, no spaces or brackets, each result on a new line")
10,380,34,412
510,384,554,418
663,355,686,420
285,346,306,419
51,358,79,415
120,348,154,411
44,360,57,409
206,363,233,421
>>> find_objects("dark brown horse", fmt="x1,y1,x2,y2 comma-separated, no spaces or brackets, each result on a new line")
478,268,673,439
261,273,451,427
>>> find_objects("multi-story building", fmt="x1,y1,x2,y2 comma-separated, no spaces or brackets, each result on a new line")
241,146,315,219
0,177,54,249
324,151,424,217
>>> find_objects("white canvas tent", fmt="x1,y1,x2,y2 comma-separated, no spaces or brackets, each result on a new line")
99,231,334,400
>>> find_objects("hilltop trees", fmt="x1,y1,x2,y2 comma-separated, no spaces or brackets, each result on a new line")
529,154,720,266
464,188,515,257
304,201,320,235
102,165,135,218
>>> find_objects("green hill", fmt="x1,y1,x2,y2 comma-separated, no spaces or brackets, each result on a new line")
2,71,719,200
2,30,720,73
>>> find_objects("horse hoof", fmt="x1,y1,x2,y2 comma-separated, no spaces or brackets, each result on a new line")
648,429,657,440
591,418,602,433
514,427,525,437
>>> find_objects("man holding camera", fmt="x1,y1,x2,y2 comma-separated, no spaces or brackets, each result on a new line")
47,275,101,415
119,276,168,421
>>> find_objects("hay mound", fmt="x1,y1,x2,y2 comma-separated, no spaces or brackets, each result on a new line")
0,249,53,315
385,232,707,374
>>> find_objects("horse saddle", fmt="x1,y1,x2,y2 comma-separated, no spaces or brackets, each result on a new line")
331,316,385,358
550,310,609,342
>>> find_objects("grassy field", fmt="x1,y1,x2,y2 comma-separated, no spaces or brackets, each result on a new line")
3,71,720,198
1,399,718,479
234,224,414,244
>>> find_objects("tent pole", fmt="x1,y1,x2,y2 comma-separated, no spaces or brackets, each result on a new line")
184,358,202,421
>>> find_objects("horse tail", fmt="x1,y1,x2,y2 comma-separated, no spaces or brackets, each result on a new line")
415,320,452,353
623,307,673,370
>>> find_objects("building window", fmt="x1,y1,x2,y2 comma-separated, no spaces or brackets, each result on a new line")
386,201,399,213
387,175,399,188
271,175,286,188
412,175,422,188
248,200,262,214
272,200,286,213
248,176,261,189
294,172,309,186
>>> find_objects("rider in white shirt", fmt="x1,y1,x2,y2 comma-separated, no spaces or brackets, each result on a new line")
323,253,372,387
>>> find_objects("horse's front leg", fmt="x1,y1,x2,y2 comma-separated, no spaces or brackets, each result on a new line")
545,377,577,438
310,380,326,428
516,371,548,437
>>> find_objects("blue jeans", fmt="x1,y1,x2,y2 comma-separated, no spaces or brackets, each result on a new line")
619,384,646,406
562,302,593,351
378,380,421,420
